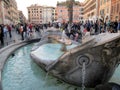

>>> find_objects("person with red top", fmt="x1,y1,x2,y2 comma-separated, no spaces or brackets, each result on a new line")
83,27,88,36
29,24,32,31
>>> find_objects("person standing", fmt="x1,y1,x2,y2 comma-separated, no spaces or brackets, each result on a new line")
117,19,120,33
23,23,27,38
94,20,99,34
106,20,111,32
3,25,8,38
20,24,24,40
0,25,4,45
7,24,12,38
114,20,118,33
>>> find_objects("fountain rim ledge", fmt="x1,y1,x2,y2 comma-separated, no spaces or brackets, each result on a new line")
0,38,40,90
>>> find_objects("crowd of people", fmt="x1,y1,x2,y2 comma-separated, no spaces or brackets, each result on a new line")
0,24,12,46
0,19,120,47
54,19,120,41
0,23,51,47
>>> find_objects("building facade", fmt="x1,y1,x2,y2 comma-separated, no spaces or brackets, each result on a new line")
27,4,56,24
0,0,19,24
56,4,68,23
54,8,57,21
83,0,99,21
9,0,19,24
79,3,84,22
73,3,84,22
27,4,43,24
111,0,120,21
99,0,111,21
27,0,120,24
18,10,26,23
0,0,11,24
42,6,55,24
0,0,2,24
56,1,83,23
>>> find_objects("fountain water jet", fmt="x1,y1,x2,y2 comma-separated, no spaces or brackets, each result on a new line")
45,72,49,81
82,62,86,90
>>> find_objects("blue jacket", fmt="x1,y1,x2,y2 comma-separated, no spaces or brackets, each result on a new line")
117,22,120,30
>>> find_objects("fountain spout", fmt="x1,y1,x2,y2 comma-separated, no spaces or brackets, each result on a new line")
82,62,86,90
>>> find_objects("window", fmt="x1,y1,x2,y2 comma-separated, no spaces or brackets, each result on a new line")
80,13,83,15
100,9,104,16
80,17,83,19
52,13,54,15
80,8,83,11
106,8,109,13
60,10,62,12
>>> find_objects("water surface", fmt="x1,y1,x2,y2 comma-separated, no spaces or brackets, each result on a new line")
2,44,120,90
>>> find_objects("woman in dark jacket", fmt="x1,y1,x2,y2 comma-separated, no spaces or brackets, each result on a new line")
0,25,4,45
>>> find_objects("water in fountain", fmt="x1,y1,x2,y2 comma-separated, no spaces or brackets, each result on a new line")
2,44,120,90
1,44,83,90
45,72,49,81
82,62,86,90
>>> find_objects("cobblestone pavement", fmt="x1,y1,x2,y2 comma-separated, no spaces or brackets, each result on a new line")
0,27,57,49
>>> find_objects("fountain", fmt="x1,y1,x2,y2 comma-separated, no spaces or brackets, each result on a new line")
30,30,120,88
45,72,49,81
1,43,120,90
0,30,120,90
2,44,92,90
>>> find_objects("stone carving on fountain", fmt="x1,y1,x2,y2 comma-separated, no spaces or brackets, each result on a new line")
102,39,120,67
49,40,120,87
31,30,120,88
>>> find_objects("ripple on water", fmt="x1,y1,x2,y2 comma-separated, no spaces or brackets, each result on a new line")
1,44,82,90
1,44,120,90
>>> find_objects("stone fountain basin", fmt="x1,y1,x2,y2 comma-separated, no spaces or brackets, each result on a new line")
30,31,120,88
0,38,40,90
30,42,78,67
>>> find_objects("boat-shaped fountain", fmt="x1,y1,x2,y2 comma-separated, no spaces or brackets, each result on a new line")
30,30,120,88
